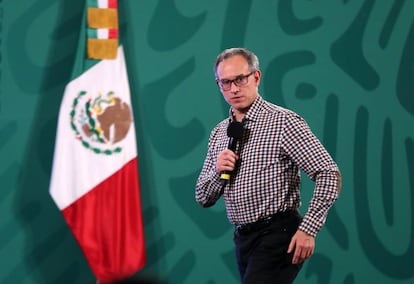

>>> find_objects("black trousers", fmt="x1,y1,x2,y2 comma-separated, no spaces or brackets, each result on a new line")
234,210,303,284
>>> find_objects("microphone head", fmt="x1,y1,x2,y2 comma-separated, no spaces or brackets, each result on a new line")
227,121,244,139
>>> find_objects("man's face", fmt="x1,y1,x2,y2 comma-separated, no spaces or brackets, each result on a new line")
215,55,261,116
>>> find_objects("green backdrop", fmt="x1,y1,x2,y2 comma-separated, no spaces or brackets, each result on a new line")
1,0,413,283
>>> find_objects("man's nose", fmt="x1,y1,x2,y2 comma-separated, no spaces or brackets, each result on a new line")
230,81,240,92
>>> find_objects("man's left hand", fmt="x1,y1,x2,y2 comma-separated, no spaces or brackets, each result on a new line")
287,230,315,264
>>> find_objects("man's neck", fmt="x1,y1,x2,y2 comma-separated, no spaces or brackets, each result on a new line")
232,110,246,122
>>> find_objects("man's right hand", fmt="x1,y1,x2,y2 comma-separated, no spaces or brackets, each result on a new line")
216,149,239,173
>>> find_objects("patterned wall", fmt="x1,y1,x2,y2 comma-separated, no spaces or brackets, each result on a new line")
0,1,413,283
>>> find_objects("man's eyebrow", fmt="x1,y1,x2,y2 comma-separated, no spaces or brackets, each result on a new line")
220,74,245,81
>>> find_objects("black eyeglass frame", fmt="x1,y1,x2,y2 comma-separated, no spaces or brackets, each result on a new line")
216,71,256,91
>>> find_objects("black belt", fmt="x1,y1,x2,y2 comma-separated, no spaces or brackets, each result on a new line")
235,210,298,235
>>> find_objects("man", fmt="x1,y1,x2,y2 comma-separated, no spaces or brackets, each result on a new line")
195,47,341,283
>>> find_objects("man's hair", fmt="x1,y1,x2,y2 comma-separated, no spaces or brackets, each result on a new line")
214,47,260,78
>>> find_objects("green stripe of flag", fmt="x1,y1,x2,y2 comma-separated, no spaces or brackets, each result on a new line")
87,28,118,39
87,0,117,8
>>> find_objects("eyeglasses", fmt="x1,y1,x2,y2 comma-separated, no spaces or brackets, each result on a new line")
216,71,255,91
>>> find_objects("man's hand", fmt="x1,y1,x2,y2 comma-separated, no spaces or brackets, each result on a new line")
287,230,315,264
216,149,238,173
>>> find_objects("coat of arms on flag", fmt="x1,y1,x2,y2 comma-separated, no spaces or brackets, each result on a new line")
70,90,133,154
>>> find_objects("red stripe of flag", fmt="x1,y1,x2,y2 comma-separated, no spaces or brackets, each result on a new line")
62,158,145,282
109,29,119,39
108,0,117,8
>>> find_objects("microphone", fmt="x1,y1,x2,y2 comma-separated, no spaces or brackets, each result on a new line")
220,121,244,182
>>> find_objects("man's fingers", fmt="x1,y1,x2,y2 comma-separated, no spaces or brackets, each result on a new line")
287,238,295,254
217,150,239,172
291,245,314,264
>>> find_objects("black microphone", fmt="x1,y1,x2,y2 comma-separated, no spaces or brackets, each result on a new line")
220,121,244,182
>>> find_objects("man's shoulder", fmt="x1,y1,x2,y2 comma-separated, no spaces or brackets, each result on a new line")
210,118,228,135
215,118,229,128
261,99,300,119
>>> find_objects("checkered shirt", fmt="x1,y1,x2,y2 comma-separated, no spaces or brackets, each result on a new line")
196,95,341,236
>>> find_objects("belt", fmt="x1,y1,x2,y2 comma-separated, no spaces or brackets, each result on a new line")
235,210,297,235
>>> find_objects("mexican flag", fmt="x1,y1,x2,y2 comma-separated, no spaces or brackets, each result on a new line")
49,0,146,282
